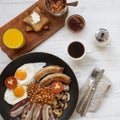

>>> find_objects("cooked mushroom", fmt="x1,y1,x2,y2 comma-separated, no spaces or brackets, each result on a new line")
52,99,60,109
53,108,63,117
62,92,70,101
60,102,68,110
55,92,64,100
64,84,70,91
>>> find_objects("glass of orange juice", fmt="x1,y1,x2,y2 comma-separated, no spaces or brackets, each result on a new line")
3,28,26,49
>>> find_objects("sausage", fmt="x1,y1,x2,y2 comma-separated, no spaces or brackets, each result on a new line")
34,65,64,82
39,73,71,87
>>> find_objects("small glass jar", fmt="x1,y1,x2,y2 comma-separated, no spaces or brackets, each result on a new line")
67,14,85,32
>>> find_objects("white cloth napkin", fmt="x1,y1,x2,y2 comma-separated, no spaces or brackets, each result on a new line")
78,75,111,112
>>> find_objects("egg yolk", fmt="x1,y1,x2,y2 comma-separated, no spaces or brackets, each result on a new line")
15,70,27,80
13,86,25,97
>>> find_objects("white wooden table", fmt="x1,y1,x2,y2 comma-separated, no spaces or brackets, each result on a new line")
0,0,120,120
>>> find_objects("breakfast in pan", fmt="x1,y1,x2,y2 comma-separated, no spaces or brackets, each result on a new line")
0,52,79,120
3,64,71,120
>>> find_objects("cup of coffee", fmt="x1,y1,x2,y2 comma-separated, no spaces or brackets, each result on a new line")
67,41,86,60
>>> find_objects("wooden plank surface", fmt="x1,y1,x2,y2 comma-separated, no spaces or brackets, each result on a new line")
0,0,68,60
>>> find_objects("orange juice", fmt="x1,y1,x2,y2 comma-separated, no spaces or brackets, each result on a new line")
3,29,25,49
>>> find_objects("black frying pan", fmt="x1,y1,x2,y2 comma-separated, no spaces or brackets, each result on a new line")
0,52,79,120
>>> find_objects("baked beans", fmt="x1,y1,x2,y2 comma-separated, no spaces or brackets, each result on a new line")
46,0,66,13
27,82,55,104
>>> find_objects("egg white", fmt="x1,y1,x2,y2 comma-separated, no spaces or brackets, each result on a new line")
4,86,27,105
4,62,46,105
15,62,46,85
32,62,46,73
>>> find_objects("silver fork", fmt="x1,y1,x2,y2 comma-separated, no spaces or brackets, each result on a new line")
80,69,104,116
76,67,100,114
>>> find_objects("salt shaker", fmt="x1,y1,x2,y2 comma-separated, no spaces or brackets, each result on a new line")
93,28,109,47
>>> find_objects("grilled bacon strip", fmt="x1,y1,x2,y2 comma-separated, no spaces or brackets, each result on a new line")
10,101,56,120
21,103,36,120
32,104,42,120
42,104,55,120
10,98,30,117
34,65,64,82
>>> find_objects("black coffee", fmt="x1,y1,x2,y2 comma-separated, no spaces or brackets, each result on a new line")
68,41,85,58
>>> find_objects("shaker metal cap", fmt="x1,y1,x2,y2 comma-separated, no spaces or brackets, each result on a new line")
95,28,109,42
94,28,109,46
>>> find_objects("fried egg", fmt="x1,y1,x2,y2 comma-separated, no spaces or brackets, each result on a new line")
4,62,46,105
4,86,27,105
14,62,46,85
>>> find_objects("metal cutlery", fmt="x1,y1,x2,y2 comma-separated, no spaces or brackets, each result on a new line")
66,1,78,7
80,69,104,116
76,68,104,116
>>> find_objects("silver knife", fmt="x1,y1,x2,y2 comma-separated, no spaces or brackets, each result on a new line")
76,67,100,113
80,69,104,116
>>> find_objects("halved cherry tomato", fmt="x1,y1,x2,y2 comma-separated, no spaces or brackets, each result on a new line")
50,81,64,94
4,76,17,89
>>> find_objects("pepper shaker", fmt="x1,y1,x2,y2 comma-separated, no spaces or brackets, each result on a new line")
93,28,109,47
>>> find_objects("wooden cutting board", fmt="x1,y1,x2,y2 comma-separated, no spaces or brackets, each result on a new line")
0,0,68,60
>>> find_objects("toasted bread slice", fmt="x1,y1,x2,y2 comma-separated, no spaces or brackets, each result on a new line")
26,25,33,32
26,25,49,32
23,6,50,32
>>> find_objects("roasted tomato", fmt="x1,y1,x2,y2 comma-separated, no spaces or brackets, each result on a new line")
50,81,64,94
4,76,17,89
